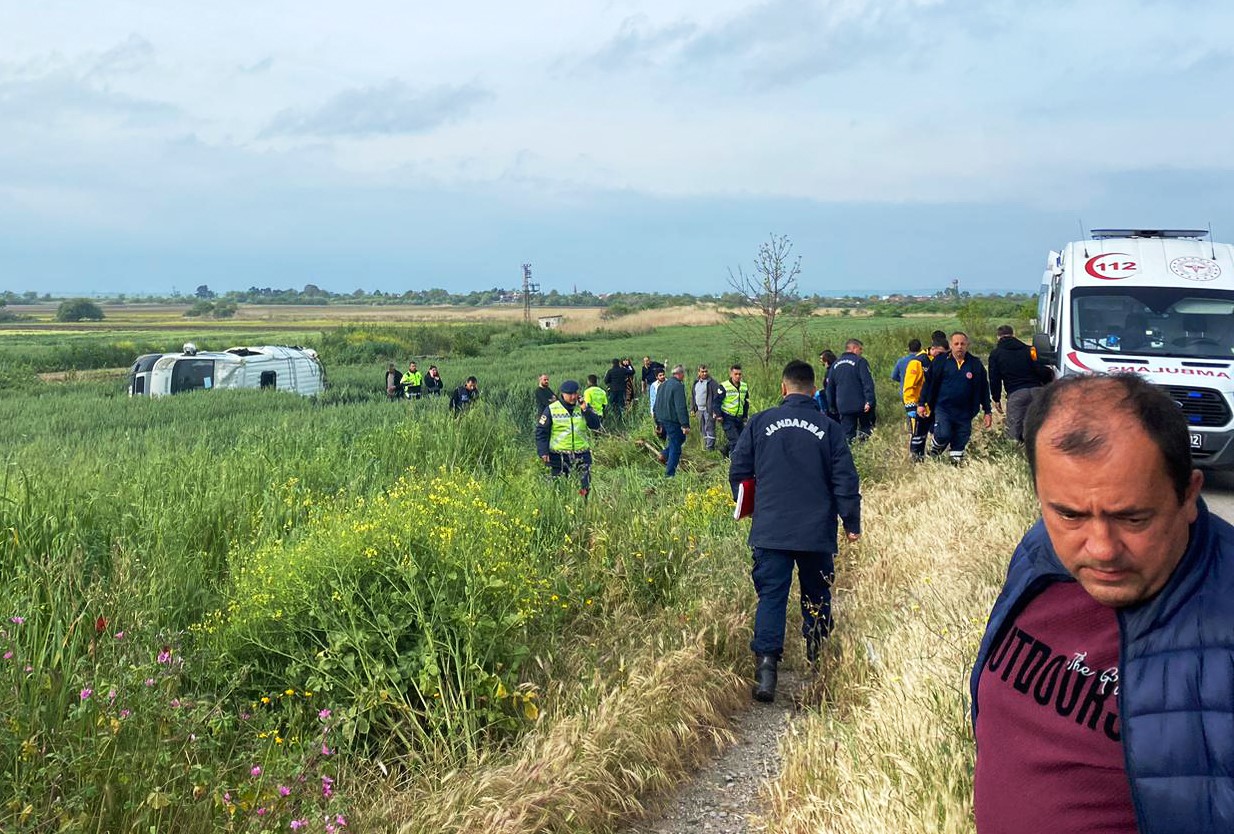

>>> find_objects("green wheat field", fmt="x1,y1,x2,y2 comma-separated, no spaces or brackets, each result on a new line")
0,305,1039,833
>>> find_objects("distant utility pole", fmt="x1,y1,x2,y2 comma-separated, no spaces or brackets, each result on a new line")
522,263,539,324
950,278,960,298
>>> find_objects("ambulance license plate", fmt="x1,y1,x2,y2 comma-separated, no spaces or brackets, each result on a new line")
1191,433,1203,450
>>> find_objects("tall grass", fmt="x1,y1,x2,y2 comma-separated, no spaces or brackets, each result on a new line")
2,313,1007,832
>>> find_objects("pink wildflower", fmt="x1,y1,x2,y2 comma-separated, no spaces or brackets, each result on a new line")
256,807,267,816
9,616,24,625
322,743,332,756
290,820,307,830
251,766,262,777
335,814,348,826
318,708,331,721
144,678,155,687
107,689,117,703
223,792,232,803
170,699,181,708
114,631,125,640
278,785,291,797
120,709,131,719
321,775,334,798
157,649,171,664
80,688,93,700
3,651,12,660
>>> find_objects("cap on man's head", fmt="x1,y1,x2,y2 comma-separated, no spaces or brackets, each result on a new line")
560,380,580,394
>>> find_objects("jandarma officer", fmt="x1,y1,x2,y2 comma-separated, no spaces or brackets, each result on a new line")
535,379,602,497
729,360,861,703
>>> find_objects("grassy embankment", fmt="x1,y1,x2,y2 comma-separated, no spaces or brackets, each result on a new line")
1,308,1032,832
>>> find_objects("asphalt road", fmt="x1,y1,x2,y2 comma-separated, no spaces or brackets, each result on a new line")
1203,469,1234,523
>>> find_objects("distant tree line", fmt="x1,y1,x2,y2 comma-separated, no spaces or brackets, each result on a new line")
2,285,1036,316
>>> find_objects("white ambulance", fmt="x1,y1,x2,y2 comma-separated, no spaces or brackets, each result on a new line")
1034,229,1234,468
128,344,326,398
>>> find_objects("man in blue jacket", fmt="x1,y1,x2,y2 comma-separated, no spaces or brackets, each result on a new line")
971,373,1233,833
653,364,690,477
730,360,861,703
920,331,992,464
825,339,876,443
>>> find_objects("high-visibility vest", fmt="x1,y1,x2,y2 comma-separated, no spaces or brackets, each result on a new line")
405,371,424,388
718,380,748,416
548,401,591,452
583,386,608,416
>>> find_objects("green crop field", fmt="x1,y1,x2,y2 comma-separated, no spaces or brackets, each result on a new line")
0,308,1036,833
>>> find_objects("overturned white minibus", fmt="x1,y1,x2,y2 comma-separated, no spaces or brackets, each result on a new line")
1034,229,1234,467
128,344,325,398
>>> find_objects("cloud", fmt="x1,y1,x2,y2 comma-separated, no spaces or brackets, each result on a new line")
0,69,179,128
577,15,697,71
260,79,493,138
570,0,1000,88
88,34,156,79
239,56,274,75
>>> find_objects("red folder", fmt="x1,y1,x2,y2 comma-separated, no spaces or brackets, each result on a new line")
733,478,756,520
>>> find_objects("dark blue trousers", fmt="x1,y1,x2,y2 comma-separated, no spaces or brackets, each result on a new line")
662,420,684,477
750,547,835,658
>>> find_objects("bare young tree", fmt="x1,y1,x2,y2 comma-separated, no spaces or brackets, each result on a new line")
723,234,812,369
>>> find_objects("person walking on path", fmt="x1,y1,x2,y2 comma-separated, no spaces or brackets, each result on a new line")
825,339,876,443
692,365,722,451
534,373,556,415
603,358,632,421
902,336,948,461
653,364,690,477
920,331,992,464
582,374,608,422
536,379,602,498
970,373,1228,833
890,339,919,388
729,359,861,703
715,365,751,457
988,324,1052,442
403,361,424,400
449,376,479,413
424,365,444,396
815,350,839,420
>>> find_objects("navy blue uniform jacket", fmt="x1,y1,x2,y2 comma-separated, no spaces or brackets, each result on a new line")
825,352,875,416
972,499,1234,832
728,394,861,551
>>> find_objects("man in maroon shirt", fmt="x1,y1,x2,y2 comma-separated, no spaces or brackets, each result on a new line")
970,373,1234,833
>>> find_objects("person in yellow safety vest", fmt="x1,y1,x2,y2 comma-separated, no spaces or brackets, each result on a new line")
582,374,608,422
536,379,602,497
404,361,425,399
713,364,750,458
902,335,948,461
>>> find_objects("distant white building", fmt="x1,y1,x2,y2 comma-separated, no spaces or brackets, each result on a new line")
538,315,563,330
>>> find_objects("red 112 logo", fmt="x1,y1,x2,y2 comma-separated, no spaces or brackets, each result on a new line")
1085,253,1138,280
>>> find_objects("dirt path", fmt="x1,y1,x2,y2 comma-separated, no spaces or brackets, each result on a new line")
620,670,804,834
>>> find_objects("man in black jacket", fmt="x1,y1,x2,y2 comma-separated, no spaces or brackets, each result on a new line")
729,360,862,702
603,358,632,420
825,339,876,443
449,377,479,413
534,373,556,415
988,324,1052,442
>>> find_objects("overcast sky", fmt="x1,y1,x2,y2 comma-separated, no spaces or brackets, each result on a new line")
2,0,1232,297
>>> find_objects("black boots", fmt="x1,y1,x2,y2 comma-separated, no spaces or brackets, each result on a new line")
752,654,778,702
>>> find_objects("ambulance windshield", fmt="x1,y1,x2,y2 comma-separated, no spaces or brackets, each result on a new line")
1072,287,1234,359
